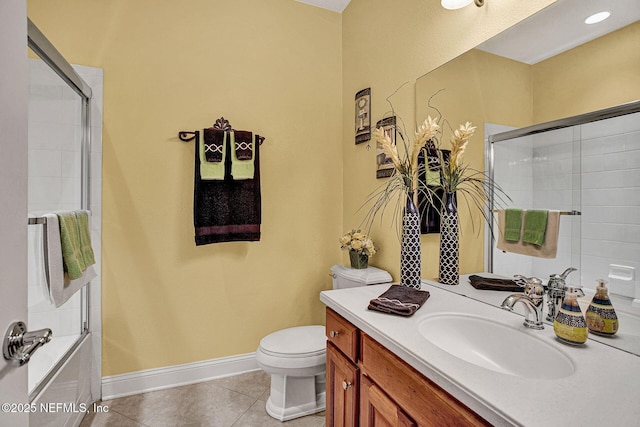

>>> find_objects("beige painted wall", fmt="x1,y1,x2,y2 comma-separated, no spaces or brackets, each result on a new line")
534,21,640,123
26,0,559,377
28,0,343,376
341,0,555,281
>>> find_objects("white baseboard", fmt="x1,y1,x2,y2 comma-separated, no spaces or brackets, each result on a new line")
101,352,259,401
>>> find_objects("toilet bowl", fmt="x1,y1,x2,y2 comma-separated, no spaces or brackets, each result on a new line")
256,265,392,421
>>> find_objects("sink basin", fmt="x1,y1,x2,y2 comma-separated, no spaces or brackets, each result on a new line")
418,313,575,379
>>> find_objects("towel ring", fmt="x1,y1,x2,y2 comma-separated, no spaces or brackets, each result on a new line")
179,116,265,145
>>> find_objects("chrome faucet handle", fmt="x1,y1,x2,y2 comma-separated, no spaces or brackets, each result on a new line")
523,280,545,300
513,275,543,288
559,267,577,280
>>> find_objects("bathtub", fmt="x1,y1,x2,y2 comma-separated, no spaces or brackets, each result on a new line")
29,334,81,394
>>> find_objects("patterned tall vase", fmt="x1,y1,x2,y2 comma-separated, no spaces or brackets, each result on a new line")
401,192,422,289
439,192,459,286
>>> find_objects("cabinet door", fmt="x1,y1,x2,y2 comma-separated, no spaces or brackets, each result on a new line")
360,375,416,427
327,343,359,427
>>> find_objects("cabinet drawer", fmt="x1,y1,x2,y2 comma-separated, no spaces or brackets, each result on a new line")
326,308,359,362
360,333,490,427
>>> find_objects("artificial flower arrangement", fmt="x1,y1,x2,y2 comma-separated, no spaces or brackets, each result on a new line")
368,109,503,233
339,230,377,257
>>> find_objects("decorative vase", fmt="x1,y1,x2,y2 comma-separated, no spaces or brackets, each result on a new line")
401,191,421,289
438,192,459,286
349,250,369,269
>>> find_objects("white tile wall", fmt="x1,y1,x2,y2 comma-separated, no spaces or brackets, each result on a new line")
491,111,640,301
581,112,640,299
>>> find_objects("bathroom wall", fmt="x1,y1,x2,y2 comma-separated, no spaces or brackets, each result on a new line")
26,0,558,378
533,22,640,124
341,0,555,280
27,0,343,376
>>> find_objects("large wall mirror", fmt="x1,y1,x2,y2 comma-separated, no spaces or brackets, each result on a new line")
417,0,640,356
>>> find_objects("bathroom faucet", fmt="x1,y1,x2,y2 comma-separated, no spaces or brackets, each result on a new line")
545,267,578,321
501,277,545,330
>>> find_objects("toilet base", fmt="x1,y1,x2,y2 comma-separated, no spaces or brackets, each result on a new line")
264,372,326,421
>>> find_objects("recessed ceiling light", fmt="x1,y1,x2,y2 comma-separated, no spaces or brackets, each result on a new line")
585,11,611,25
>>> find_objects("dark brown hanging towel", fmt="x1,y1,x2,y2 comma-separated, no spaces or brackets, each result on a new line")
193,130,261,245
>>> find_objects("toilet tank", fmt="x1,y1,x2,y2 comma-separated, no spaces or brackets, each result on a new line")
331,265,392,289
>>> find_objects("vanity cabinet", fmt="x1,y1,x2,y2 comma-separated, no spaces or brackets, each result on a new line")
326,308,490,427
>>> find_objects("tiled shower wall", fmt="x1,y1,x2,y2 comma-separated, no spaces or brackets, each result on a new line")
580,112,640,300
491,111,640,302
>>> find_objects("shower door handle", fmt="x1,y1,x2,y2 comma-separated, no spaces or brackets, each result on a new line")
3,321,52,367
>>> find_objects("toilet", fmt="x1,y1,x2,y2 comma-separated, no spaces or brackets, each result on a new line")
256,265,392,421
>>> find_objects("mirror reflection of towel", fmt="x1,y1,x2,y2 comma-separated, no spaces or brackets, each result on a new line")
496,210,560,258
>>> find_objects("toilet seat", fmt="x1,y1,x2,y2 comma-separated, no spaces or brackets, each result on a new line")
256,325,326,373
259,325,325,357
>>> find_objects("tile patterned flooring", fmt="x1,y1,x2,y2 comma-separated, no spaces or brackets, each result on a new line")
80,370,326,426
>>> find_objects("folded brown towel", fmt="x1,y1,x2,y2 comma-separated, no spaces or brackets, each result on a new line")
368,285,430,316
234,130,254,160
468,275,523,292
203,128,225,162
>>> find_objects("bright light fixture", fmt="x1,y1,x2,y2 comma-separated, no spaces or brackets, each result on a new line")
585,11,611,25
441,0,473,10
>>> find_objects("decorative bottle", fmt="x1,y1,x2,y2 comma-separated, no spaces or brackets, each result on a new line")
585,279,618,336
553,287,588,345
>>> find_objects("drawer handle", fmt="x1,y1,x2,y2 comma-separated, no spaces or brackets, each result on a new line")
329,330,340,338
342,381,352,390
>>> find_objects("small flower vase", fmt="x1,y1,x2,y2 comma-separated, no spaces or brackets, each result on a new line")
438,192,459,285
349,250,369,269
401,191,422,289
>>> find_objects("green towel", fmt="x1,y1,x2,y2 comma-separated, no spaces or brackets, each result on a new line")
230,132,255,180
200,130,226,180
76,211,96,267
425,170,441,186
58,212,85,280
522,210,548,246
504,208,523,241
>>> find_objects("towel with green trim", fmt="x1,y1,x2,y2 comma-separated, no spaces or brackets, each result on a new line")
200,128,226,180
231,131,255,180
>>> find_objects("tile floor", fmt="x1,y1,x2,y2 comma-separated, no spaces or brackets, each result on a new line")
80,370,326,427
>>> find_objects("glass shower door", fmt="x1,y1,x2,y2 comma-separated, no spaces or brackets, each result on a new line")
26,53,90,397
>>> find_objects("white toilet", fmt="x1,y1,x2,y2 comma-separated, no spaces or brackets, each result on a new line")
256,265,392,421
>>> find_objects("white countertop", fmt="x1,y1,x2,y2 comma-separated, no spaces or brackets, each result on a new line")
320,280,640,427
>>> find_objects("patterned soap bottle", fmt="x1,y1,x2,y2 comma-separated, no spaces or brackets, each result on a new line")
553,286,588,345
585,279,618,336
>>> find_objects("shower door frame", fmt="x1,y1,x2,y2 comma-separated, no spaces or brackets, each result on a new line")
485,100,640,273
27,19,93,401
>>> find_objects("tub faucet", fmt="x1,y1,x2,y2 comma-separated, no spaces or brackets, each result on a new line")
501,276,545,330
545,267,578,321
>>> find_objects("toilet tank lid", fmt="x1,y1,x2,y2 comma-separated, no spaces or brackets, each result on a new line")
331,264,392,285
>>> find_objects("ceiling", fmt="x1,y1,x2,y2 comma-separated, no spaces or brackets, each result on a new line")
477,0,640,64
297,0,639,66
296,0,351,13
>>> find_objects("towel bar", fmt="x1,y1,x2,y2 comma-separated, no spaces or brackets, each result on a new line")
179,116,265,145
491,210,581,216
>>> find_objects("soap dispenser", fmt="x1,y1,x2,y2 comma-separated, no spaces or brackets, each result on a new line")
585,279,618,336
553,286,588,345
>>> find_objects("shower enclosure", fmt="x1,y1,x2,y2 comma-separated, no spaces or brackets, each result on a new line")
24,19,103,426
487,101,640,304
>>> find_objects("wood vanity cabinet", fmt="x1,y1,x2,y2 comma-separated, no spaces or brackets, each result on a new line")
326,308,490,427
